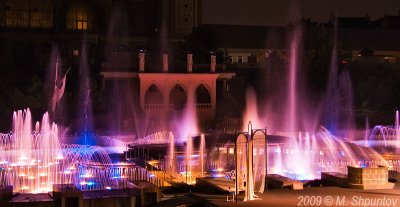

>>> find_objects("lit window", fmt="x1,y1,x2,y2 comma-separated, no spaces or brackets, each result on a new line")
2,0,52,28
66,4,95,31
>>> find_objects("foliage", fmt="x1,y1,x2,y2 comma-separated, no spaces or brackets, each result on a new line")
176,25,224,64
348,59,400,125
0,40,47,130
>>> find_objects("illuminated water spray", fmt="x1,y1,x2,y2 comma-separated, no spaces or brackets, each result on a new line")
0,109,65,193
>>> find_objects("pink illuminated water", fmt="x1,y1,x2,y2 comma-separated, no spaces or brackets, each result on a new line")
185,135,193,183
200,133,205,177
364,117,370,147
169,133,206,184
168,133,175,176
396,110,399,143
287,26,301,135
242,88,264,131
0,109,65,193
241,21,390,180
367,111,400,148
0,109,133,193
176,89,198,142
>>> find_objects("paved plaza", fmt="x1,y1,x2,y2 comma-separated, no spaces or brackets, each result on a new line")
198,186,400,207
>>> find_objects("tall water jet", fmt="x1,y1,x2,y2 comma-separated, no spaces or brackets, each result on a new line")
168,132,175,176
396,110,399,145
364,117,370,147
200,133,205,177
287,25,301,135
1,109,64,193
323,21,355,138
324,25,339,133
185,135,193,184
242,88,264,131
103,8,138,136
78,43,94,145
338,70,355,138
176,89,198,142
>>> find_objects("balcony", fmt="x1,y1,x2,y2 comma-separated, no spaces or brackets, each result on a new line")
144,104,164,111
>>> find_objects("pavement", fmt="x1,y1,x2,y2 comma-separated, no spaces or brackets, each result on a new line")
195,186,400,207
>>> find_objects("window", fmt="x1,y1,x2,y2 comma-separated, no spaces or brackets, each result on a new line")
30,0,52,28
248,55,257,63
2,0,52,28
195,84,211,103
66,3,95,31
145,84,163,104
237,56,243,63
228,56,233,63
169,84,187,111
4,0,29,27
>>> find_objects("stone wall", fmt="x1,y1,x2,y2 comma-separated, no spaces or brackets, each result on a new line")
348,166,388,185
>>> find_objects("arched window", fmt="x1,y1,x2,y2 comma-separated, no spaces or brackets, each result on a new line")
66,3,95,31
195,84,211,103
169,84,187,111
145,84,163,104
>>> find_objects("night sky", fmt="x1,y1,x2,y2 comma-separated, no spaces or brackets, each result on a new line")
203,0,400,26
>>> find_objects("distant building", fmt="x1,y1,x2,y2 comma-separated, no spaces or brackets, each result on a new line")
0,0,202,66
338,28,400,64
381,13,400,28
203,24,288,69
0,0,205,134
101,53,235,132
203,21,400,67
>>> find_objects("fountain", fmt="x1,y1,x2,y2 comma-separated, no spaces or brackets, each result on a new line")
168,132,175,176
0,109,65,193
1,9,398,201
365,110,400,148
78,43,94,146
239,18,392,184
200,133,205,178
185,135,193,184
0,109,149,193
287,24,301,135
364,117,370,147
397,110,399,143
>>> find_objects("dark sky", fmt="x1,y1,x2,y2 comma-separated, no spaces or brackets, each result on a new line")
202,0,400,26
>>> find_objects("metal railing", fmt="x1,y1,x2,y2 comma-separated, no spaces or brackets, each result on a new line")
144,104,164,110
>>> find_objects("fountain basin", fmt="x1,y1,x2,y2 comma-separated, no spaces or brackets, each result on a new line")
267,174,303,190
348,166,394,189
321,166,395,189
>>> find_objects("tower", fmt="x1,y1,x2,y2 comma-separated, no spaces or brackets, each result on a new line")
170,0,201,37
